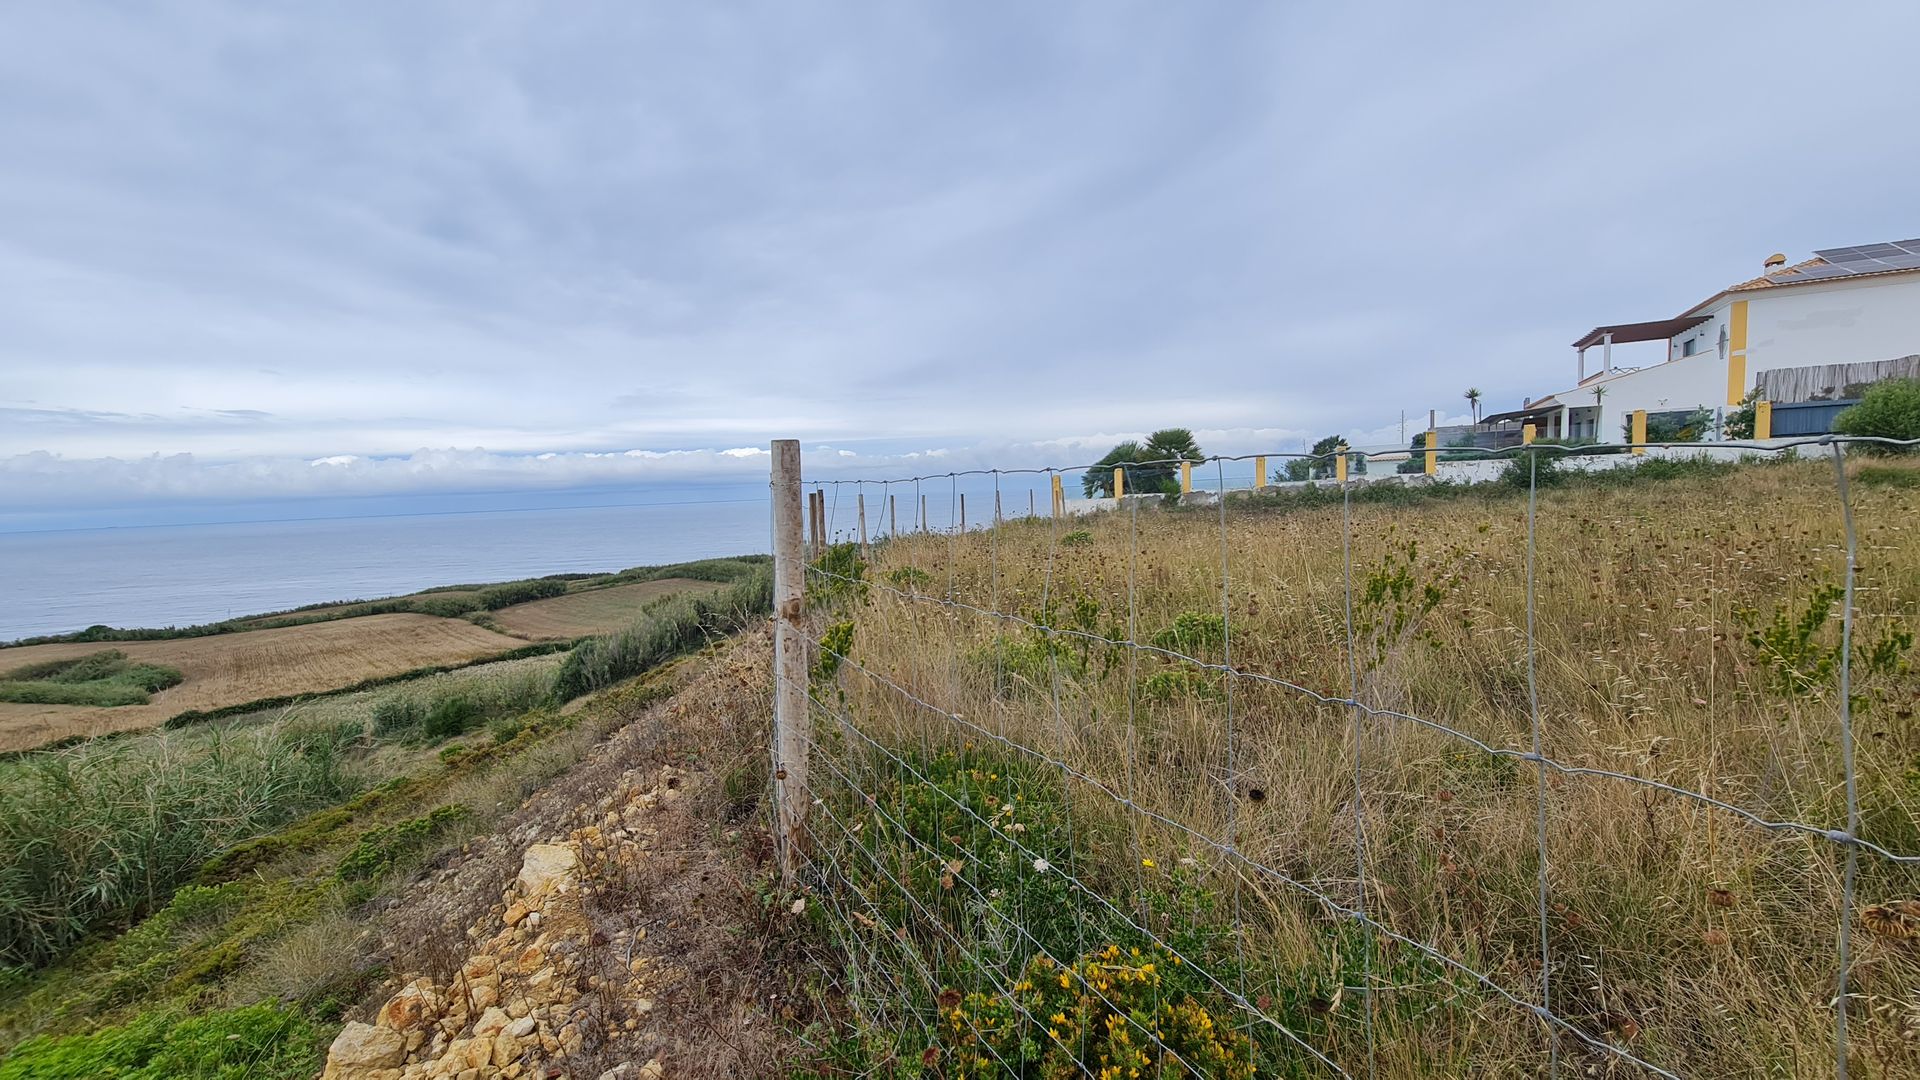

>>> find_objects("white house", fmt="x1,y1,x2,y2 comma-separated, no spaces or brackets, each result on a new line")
1487,237,1920,442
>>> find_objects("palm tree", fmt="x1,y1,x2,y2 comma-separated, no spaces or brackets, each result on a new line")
1464,387,1483,425
1082,429,1204,497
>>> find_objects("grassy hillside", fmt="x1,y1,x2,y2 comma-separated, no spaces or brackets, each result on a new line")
804,454,1920,1076
0,558,772,1074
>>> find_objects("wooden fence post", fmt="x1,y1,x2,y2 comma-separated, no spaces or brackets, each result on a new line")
889,495,897,537
1522,423,1536,446
1028,490,1034,518
1425,429,1438,476
1631,409,1648,455
1113,466,1125,499
920,494,928,533
856,492,869,561
1754,400,1773,440
770,440,809,884
1179,461,1192,494
959,493,966,533
995,489,1003,527
1254,456,1267,489
1052,474,1064,516
1335,444,1349,483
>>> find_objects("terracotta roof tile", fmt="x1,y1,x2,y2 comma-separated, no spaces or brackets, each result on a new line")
1727,257,1828,292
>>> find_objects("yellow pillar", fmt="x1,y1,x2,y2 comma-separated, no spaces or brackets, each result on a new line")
1253,456,1267,489
1522,423,1536,446
1179,460,1192,494
1335,443,1348,483
1113,466,1125,499
1726,300,1750,406
1424,430,1438,476
1631,409,1647,455
1754,400,1772,440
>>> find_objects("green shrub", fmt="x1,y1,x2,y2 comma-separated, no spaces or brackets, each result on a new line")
476,578,570,610
410,594,480,618
0,650,185,707
335,804,471,882
941,946,1254,1080
370,695,424,737
551,565,771,700
421,694,480,741
1834,378,1920,453
0,1002,326,1080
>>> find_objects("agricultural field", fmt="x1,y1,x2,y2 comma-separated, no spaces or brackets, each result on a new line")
488,577,717,639
0,614,526,751
803,453,1920,1077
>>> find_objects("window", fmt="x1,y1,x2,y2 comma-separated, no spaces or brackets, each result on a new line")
1681,337,1697,357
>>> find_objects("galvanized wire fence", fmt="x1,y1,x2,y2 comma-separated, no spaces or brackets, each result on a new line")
773,436,1920,1078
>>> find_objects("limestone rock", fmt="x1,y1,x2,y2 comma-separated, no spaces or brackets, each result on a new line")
323,1022,406,1076
516,844,579,897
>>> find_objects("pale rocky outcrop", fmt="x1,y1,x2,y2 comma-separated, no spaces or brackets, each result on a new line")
320,765,691,1080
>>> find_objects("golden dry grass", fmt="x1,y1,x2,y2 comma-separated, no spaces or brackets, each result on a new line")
0,614,526,751
829,457,1920,1077
488,578,717,639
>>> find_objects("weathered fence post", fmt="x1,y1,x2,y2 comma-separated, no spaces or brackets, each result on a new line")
1754,400,1773,440
995,489,1003,527
959,493,966,533
920,494,928,533
1052,475,1064,516
1179,460,1192,494
1522,423,1536,446
889,495,897,537
1425,429,1438,476
1254,456,1267,489
1335,443,1349,483
770,440,809,884
1113,466,1125,499
857,492,870,562
1631,409,1648,456
1028,490,1034,518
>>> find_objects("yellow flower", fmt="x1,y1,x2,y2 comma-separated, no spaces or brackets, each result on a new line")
1059,974,1072,989
1141,858,1155,868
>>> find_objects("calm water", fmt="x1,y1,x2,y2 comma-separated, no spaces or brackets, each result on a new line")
0,499,774,641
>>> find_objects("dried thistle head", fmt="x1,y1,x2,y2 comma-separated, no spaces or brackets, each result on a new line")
1860,901,1920,940
1708,888,1737,909
1702,928,1730,947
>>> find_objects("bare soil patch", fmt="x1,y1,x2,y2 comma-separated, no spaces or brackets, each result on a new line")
490,579,717,640
0,614,526,751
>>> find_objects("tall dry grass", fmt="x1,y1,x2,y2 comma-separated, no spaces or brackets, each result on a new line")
820,455,1920,1076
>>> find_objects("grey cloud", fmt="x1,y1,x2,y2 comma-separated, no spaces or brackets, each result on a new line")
2,1,1917,506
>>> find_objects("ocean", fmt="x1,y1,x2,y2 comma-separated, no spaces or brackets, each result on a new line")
0,474,1065,641
0,497,776,641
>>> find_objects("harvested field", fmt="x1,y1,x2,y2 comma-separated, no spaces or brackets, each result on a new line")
490,578,717,639
0,614,526,751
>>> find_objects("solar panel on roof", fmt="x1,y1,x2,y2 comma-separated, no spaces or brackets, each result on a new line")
1880,253,1920,270
1792,264,1855,280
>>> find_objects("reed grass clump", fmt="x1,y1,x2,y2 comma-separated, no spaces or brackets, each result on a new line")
0,722,362,968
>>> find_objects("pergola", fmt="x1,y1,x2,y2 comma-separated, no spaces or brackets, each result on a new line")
1570,316,1711,381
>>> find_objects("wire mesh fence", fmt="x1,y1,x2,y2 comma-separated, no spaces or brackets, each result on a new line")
776,437,1920,1078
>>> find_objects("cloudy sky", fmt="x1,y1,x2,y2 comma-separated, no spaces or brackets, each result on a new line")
4,1,1918,517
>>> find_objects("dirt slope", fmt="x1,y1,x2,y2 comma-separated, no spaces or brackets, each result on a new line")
330,630,825,1080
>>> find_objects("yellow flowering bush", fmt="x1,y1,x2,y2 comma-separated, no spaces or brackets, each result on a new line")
938,945,1253,1079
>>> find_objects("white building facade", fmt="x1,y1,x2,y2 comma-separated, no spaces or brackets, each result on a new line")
1494,240,1920,442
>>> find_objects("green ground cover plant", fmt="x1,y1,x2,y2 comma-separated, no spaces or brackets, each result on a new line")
0,651,183,707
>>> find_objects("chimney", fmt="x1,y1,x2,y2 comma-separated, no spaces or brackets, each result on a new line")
1764,252,1787,269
